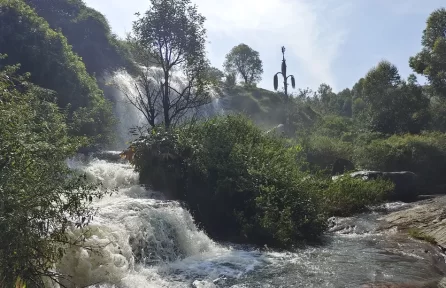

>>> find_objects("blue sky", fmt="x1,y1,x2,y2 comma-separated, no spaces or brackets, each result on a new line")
84,0,445,92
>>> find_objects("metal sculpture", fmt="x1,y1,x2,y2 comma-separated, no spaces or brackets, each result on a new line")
273,46,295,99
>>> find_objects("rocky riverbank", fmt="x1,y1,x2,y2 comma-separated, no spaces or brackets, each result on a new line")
380,196,446,249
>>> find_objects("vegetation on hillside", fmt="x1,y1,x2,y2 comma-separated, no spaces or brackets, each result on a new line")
24,0,138,76
0,0,115,147
129,3,446,248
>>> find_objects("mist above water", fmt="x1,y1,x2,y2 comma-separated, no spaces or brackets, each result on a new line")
101,67,223,150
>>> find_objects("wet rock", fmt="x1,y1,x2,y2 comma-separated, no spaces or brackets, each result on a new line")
380,196,446,247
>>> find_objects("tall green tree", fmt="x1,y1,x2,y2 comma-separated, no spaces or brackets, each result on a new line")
130,0,212,129
224,43,264,85
0,60,107,287
359,61,429,134
409,8,446,98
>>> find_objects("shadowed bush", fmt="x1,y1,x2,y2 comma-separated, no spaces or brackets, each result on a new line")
131,115,326,247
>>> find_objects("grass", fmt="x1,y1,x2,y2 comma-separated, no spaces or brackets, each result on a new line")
225,85,285,128
408,228,437,245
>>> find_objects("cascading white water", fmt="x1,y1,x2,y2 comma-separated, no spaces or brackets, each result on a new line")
58,156,267,288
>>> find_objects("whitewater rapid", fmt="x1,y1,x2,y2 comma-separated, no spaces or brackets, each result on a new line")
61,155,271,288
58,154,446,288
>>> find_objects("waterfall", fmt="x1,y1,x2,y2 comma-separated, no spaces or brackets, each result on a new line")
101,68,223,150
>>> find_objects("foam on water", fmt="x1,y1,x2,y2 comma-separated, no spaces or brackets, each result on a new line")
57,156,268,288
55,155,446,288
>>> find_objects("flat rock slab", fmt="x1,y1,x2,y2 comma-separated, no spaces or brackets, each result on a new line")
379,196,446,248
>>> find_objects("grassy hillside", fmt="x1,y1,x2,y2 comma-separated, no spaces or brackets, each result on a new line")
223,85,286,129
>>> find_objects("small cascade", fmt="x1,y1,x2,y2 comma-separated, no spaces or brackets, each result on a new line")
58,156,263,288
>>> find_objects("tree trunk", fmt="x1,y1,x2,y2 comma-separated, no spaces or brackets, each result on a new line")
163,70,170,129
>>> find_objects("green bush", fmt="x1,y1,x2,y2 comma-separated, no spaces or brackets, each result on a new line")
0,63,107,286
301,134,353,173
298,115,354,172
131,115,326,247
318,176,394,216
354,132,446,188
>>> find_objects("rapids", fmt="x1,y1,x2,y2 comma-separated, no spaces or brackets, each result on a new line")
56,153,446,288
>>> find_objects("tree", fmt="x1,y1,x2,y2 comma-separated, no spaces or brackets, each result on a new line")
0,59,107,287
359,61,429,134
130,0,212,129
224,43,263,85
409,8,446,98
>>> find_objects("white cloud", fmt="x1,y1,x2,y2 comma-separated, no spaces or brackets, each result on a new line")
192,0,352,90
84,0,353,90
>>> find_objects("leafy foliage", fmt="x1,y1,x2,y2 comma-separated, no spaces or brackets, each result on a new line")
318,176,394,216
130,0,213,129
24,0,138,75
355,61,430,134
131,115,326,247
410,8,446,98
0,63,107,287
0,0,115,146
224,44,264,85
353,132,446,188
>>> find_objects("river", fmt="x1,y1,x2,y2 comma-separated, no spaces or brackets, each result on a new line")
58,152,446,288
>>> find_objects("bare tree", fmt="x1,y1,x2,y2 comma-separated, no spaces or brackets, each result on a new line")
125,0,212,130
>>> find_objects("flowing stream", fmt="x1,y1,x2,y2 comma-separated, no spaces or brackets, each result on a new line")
58,153,446,288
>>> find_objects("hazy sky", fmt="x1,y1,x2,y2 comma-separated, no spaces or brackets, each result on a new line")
84,0,444,92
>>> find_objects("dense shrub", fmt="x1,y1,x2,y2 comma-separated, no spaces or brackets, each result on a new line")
299,115,354,172
0,62,107,287
131,115,326,247
317,176,394,216
354,132,446,188
303,135,353,172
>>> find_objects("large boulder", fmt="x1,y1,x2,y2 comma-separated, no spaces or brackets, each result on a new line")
334,170,419,202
